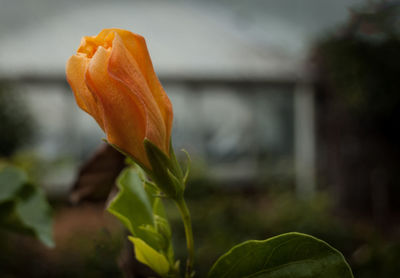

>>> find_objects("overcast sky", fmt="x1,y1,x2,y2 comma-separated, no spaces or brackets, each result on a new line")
0,0,365,40
0,0,365,78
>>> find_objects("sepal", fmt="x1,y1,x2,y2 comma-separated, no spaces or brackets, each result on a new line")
144,139,184,200
180,149,191,186
102,138,151,172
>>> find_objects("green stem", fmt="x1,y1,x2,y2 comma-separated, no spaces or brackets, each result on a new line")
175,198,194,278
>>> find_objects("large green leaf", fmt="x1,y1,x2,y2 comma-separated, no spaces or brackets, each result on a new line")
0,165,54,247
208,232,353,278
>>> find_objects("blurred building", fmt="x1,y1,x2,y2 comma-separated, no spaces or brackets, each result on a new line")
0,0,363,196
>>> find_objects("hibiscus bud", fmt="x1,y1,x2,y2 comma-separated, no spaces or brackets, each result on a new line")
66,29,173,170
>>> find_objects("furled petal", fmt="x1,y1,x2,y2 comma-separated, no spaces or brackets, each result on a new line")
84,46,150,168
101,29,173,149
66,54,105,130
108,32,168,153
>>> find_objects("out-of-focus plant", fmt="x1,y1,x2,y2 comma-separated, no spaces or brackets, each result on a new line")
312,1,400,218
66,29,353,277
0,164,53,247
0,84,34,157
314,1,400,138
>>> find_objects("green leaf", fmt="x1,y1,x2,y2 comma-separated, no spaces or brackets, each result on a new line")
15,184,54,247
142,174,172,242
129,236,170,276
0,166,54,247
153,198,167,220
0,165,28,203
108,166,176,273
208,232,354,278
144,180,159,205
107,167,161,248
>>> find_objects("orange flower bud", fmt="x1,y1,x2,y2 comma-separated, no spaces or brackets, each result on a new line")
66,29,173,169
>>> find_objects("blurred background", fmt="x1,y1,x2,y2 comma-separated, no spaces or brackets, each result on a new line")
0,0,399,277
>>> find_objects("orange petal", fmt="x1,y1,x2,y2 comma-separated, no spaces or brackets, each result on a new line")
85,46,150,168
66,54,105,130
107,33,168,154
106,29,173,150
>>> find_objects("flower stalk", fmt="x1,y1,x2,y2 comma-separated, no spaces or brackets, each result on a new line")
175,197,194,278
144,139,194,277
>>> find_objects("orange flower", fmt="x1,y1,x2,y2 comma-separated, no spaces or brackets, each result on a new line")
66,29,173,169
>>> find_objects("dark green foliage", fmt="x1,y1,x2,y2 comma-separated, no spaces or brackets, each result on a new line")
208,233,353,278
315,2,400,140
165,180,400,278
312,1,400,217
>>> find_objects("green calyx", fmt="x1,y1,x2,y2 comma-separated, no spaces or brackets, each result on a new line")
143,139,185,201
